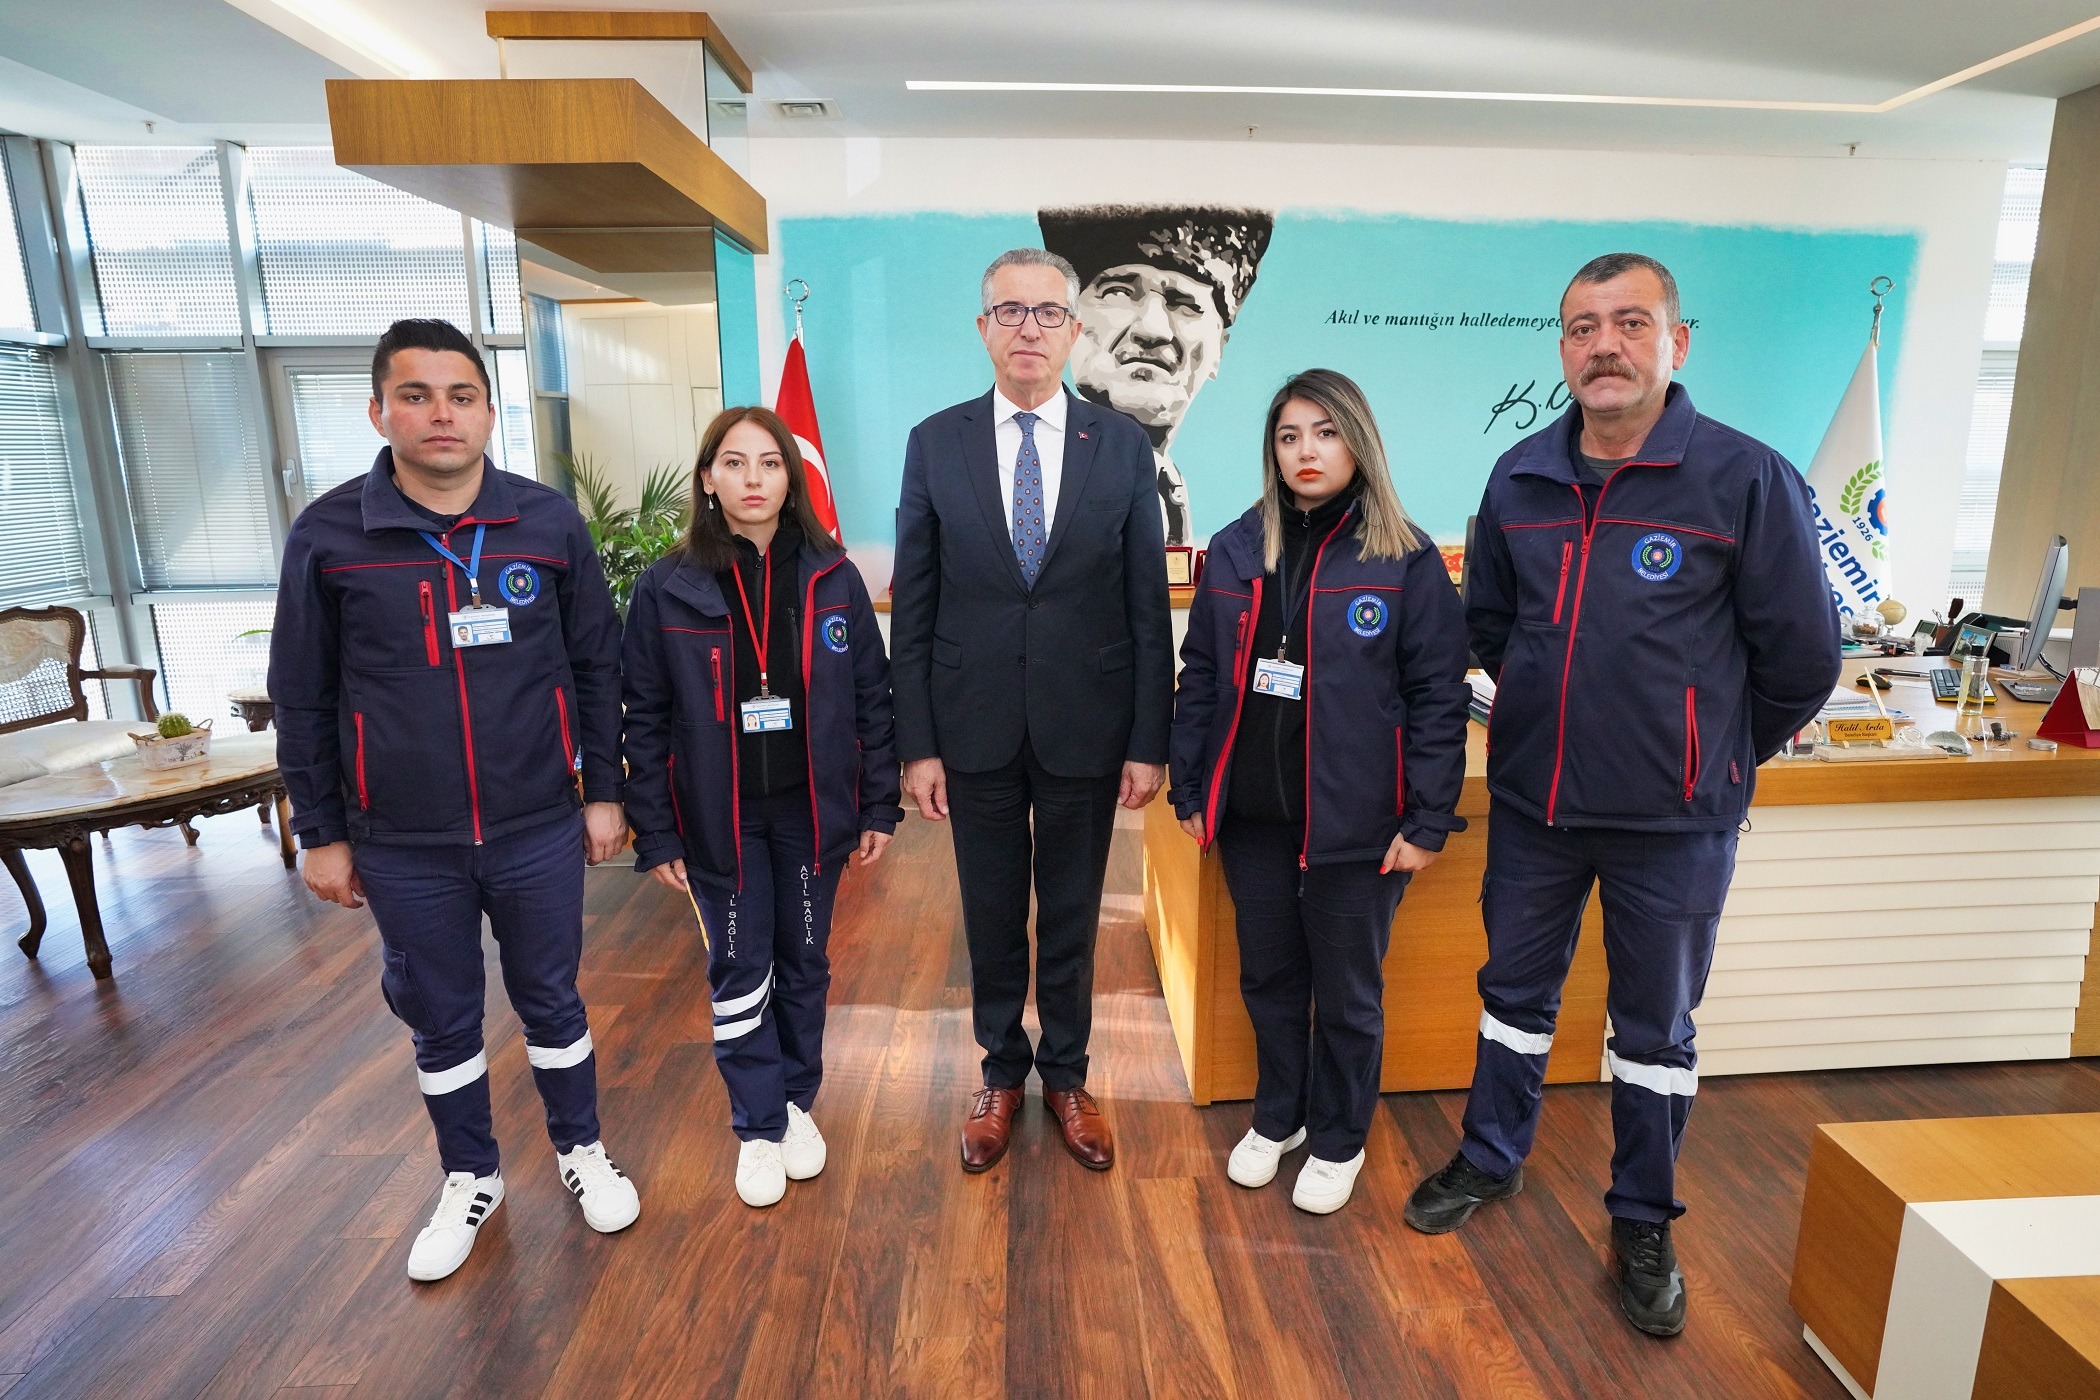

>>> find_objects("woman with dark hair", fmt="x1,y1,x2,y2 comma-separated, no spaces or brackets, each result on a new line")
622,406,902,1208
1166,368,1472,1214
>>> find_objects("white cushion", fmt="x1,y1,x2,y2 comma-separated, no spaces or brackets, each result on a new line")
0,720,151,788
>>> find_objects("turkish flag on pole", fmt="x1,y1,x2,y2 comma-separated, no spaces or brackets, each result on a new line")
774,335,841,543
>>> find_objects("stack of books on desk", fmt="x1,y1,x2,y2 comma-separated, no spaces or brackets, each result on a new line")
1466,674,1495,726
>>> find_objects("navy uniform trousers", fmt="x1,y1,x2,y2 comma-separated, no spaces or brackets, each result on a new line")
353,810,601,1177
1218,819,1410,1162
689,791,846,1143
1459,799,1737,1222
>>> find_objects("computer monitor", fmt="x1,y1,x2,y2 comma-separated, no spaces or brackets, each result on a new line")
2008,534,2070,675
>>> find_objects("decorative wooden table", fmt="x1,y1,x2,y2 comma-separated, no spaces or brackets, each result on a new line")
0,732,291,978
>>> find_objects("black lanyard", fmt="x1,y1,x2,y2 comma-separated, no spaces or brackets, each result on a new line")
729,547,775,697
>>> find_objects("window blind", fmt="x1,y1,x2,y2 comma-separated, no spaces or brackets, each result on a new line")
0,345,92,606
491,347,536,477
286,366,380,506
105,351,273,589
248,148,470,336
74,146,241,338
527,293,567,394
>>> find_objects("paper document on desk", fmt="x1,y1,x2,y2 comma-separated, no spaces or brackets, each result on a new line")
1818,685,1911,724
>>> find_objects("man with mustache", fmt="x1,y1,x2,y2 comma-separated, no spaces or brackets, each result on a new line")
1040,207,1273,546
1403,254,1839,1339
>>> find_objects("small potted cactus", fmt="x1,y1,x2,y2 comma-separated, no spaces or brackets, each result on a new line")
131,711,214,770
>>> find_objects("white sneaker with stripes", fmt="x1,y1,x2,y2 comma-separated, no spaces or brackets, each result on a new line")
407,1171,503,1282
557,1141,640,1233
781,1104,827,1181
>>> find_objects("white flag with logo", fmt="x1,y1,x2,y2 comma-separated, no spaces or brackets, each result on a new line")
1803,334,1889,618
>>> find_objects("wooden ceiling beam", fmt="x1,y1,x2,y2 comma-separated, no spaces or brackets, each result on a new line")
326,77,767,261
484,9,753,93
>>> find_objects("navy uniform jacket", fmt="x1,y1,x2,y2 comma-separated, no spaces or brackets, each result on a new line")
890,388,1174,777
620,545,903,891
1168,501,1473,866
1469,384,1841,832
269,451,623,848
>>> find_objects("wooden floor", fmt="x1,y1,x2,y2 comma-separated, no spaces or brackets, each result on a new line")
5,811,2100,1399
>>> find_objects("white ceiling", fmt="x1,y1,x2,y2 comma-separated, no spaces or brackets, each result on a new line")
3,0,2099,161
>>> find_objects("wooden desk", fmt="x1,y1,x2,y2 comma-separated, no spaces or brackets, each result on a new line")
1143,663,2100,1104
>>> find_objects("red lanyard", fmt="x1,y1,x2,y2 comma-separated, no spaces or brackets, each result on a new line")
729,547,775,696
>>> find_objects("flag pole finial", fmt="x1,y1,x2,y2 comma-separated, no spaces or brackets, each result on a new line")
1868,275,1895,346
785,278,811,340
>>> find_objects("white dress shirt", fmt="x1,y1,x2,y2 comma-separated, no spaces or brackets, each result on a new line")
991,385,1068,543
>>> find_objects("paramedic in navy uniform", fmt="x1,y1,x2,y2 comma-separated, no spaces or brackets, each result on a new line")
1402,255,1840,1337
1168,369,1471,1216
271,318,640,1285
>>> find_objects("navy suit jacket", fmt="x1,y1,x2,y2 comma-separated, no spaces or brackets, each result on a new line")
891,387,1173,778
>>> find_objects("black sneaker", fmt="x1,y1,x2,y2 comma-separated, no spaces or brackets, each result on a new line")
1612,1217,1687,1337
1403,1151,1523,1234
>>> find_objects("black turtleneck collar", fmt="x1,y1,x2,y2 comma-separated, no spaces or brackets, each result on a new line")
1282,478,1363,534
731,515,802,565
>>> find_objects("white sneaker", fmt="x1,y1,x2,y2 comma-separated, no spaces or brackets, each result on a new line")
782,1104,827,1181
557,1141,640,1233
1227,1126,1308,1189
736,1138,787,1208
1292,1151,1367,1215
406,1171,503,1282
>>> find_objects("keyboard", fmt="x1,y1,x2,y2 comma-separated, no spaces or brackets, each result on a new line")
1928,669,1995,704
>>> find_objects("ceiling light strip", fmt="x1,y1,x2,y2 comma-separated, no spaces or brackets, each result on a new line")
907,13,2100,116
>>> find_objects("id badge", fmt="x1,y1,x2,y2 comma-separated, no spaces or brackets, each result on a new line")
741,695,793,733
448,606,512,648
1251,657,1305,700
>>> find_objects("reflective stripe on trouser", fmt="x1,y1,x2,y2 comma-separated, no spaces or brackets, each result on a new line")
689,791,844,1143
1216,818,1409,1163
355,811,602,1175
1457,800,1735,1223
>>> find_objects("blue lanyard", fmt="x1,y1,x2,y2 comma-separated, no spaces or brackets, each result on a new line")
419,524,487,608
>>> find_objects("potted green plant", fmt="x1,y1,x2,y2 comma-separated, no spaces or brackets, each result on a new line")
131,711,213,769
563,454,691,615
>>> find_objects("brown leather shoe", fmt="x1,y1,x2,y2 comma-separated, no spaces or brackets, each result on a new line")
1043,1087,1115,1171
961,1087,1023,1173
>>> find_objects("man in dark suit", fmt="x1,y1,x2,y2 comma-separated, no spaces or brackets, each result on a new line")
892,247,1174,1173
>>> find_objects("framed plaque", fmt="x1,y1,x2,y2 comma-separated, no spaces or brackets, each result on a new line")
1165,546,1194,588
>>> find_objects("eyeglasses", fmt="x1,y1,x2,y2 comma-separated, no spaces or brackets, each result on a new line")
988,301,1071,328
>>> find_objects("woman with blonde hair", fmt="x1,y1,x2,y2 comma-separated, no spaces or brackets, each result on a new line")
1166,368,1471,1213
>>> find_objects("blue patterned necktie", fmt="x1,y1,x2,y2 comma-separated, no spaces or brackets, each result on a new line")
1011,410,1048,586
